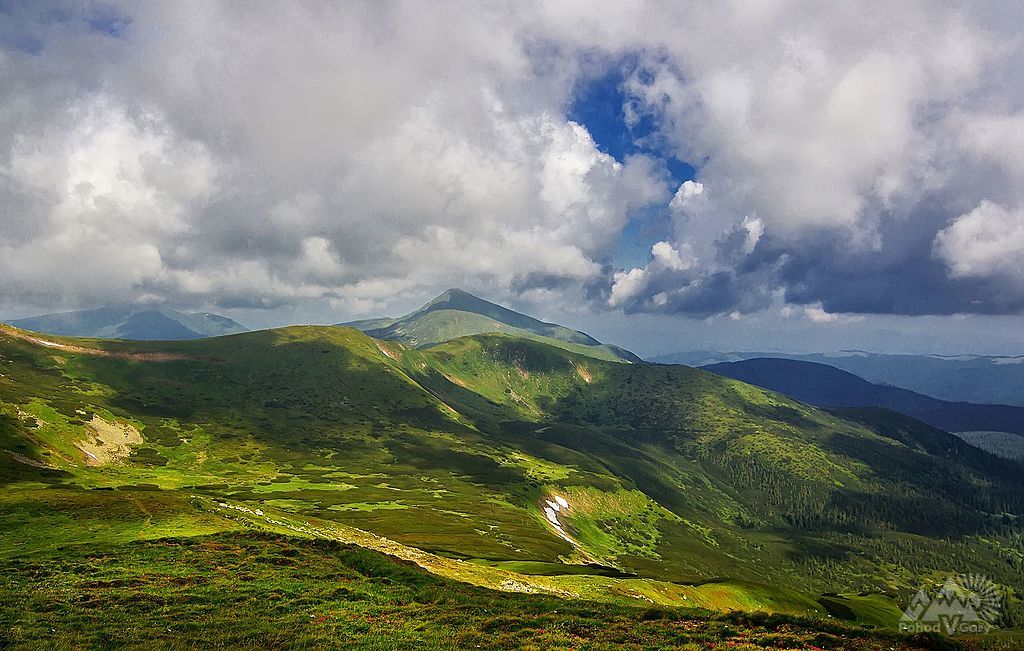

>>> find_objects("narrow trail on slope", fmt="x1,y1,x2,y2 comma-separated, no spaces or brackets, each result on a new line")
128,494,155,537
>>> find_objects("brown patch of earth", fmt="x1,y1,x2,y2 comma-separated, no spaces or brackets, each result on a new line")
77,415,143,466
0,325,191,362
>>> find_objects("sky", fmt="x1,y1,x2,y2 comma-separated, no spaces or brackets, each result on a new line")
1,1,1023,357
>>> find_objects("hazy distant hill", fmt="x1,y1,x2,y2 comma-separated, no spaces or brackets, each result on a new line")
342,288,641,363
705,357,1024,438
6,306,247,340
655,349,1024,407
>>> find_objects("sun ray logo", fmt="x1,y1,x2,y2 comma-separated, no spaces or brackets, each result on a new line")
900,574,1002,635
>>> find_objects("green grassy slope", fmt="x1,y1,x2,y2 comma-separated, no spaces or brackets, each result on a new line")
351,288,642,363
385,288,603,345
340,316,398,330
372,308,635,362
419,336,1023,589
1,323,1022,646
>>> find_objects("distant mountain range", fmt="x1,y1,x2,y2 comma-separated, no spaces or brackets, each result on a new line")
655,349,1024,407
704,357,1024,440
341,288,641,363
5,307,247,340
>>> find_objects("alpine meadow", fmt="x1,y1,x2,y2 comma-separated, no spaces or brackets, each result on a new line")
2,2,1024,650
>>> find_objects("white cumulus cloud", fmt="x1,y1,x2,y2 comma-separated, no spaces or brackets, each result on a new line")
934,201,1024,283
1,0,1023,323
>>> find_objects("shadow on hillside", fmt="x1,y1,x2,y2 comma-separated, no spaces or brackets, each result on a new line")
64,329,537,487
0,413,70,486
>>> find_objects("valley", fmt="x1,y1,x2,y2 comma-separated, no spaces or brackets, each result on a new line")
2,311,1022,648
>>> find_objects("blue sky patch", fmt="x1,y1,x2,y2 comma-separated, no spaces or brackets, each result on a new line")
567,57,697,188
567,57,695,268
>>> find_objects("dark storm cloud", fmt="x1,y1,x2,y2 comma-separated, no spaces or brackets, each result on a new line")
771,228,1024,317
612,200,1024,319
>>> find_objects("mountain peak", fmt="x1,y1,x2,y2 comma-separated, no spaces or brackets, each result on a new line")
439,287,473,298
343,288,640,362
422,288,493,310
411,289,580,336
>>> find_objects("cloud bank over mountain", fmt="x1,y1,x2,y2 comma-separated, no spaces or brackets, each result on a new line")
2,1,1022,324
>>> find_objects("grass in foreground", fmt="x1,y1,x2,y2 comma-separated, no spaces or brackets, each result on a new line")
0,531,986,651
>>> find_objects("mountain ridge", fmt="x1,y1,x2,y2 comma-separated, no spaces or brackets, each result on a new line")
343,288,641,363
6,306,247,340
704,357,1024,438
654,349,1024,407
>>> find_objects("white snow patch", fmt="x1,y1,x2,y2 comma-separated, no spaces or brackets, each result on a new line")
554,496,569,509
544,507,560,525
